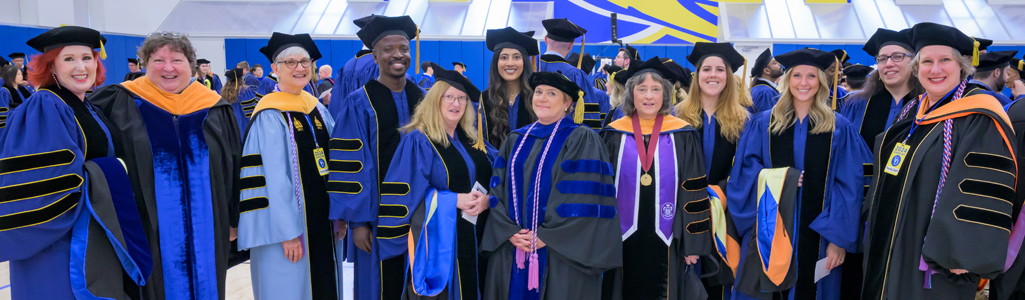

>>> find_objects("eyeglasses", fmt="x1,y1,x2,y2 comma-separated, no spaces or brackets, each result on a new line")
276,59,312,69
148,31,187,39
442,94,468,104
876,53,911,63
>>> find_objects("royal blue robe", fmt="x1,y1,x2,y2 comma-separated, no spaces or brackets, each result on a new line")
330,50,378,118
750,80,780,114
538,54,610,131
727,111,870,300
328,78,425,300
0,87,11,131
0,86,151,299
229,87,259,133
378,128,496,299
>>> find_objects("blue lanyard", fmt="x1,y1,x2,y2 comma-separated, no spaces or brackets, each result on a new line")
904,87,959,143
303,114,321,148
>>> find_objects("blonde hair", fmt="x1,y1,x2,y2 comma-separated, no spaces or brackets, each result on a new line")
607,75,625,108
674,58,750,142
770,67,836,135
401,81,478,147
735,74,753,107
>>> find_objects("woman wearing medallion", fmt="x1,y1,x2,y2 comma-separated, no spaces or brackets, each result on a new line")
376,62,495,299
480,71,621,300
674,42,750,300
862,22,1018,300
727,48,870,300
600,57,711,300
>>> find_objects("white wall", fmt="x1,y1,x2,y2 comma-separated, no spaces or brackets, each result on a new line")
191,37,227,77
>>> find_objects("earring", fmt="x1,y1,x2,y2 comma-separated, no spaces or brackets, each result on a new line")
52,73,62,89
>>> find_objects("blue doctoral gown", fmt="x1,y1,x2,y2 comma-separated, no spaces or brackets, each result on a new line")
0,87,11,131
418,74,436,90
378,129,496,299
727,111,870,300
750,80,780,113
538,54,610,131
0,86,151,299
244,73,261,89
230,87,259,133
328,79,426,300
330,50,378,117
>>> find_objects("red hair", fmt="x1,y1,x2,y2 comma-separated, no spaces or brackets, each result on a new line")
28,47,106,88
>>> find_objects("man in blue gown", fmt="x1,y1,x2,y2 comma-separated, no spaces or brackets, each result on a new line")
749,48,782,113
328,15,425,300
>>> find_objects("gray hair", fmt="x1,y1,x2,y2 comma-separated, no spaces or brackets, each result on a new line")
274,46,310,63
621,72,673,117
911,47,975,82
139,32,196,69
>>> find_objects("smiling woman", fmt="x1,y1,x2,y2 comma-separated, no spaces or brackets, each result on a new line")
89,31,241,300
0,26,154,300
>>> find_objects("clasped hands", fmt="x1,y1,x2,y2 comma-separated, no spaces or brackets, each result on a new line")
458,190,488,216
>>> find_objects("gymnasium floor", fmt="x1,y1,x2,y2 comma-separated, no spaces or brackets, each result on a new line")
0,261,356,300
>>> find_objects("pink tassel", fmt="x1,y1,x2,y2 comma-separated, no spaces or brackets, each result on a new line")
516,248,526,269
528,252,540,291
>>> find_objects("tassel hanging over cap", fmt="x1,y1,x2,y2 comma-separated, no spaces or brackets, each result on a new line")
972,37,980,67
832,57,839,110
473,101,487,151
99,39,107,60
574,91,585,124
416,27,421,74
742,57,749,92
577,34,585,69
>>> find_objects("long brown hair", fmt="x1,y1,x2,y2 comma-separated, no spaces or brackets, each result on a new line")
485,49,534,145
674,58,749,142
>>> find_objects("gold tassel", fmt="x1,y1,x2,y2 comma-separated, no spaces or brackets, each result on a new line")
574,91,585,124
972,38,980,66
1019,60,1024,71
577,34,585,69
473,101,486,151
832,57,839,110
99,39,107,60
742,57,749,92
416,27,421,74
670,90,677,106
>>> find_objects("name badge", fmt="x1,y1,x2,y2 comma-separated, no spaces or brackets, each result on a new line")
314,148,329,176
883,143,910,176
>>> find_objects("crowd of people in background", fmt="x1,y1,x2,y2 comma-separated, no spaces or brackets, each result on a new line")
2,13,1025,300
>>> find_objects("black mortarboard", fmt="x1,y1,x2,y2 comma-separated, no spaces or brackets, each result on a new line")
907,22,979,64
541,18,586,42
751,48,773,78
357,15,418,49
623,44,639,60
567,53,596,75
128,58,139,64
197,58,211,65
452,62,466,69
530,71,584,102
829,49,850,64
225,68,244,81
687,42,745,73
660,58,690,87
626,57,678,84
1011,57,1025,78
430,62,480,102
353,15,376,29
863,28,912,57
614,59,643,85
530,71,586,123
8,52,25,59
486,27,540,56
776,48,836,72
977,38,993,51
522,31,535,37
976,50,1018,72
25,26,106,59
260,32,323,63
843,64,873,79
0,57,8,67
604,64,623,75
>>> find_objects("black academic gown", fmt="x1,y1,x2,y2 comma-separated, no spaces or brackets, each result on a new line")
862,86,1018,300
599,116,712,300
90,83,241,300
983,98,1025,300
481,92,535,147
696,114,745,300
480,118,622,300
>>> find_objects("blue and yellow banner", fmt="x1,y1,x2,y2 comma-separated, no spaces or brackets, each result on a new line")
553,0,719,44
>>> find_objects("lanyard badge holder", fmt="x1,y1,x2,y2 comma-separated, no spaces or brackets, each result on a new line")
289,112,330,176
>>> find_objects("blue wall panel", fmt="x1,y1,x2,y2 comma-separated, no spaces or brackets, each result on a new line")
225,39,248,72
462,41,485,89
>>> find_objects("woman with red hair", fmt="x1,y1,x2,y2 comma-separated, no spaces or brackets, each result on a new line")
0,26,152,299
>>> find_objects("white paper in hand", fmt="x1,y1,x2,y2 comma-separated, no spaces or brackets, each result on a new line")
814,258,831,283
463,181,488,225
